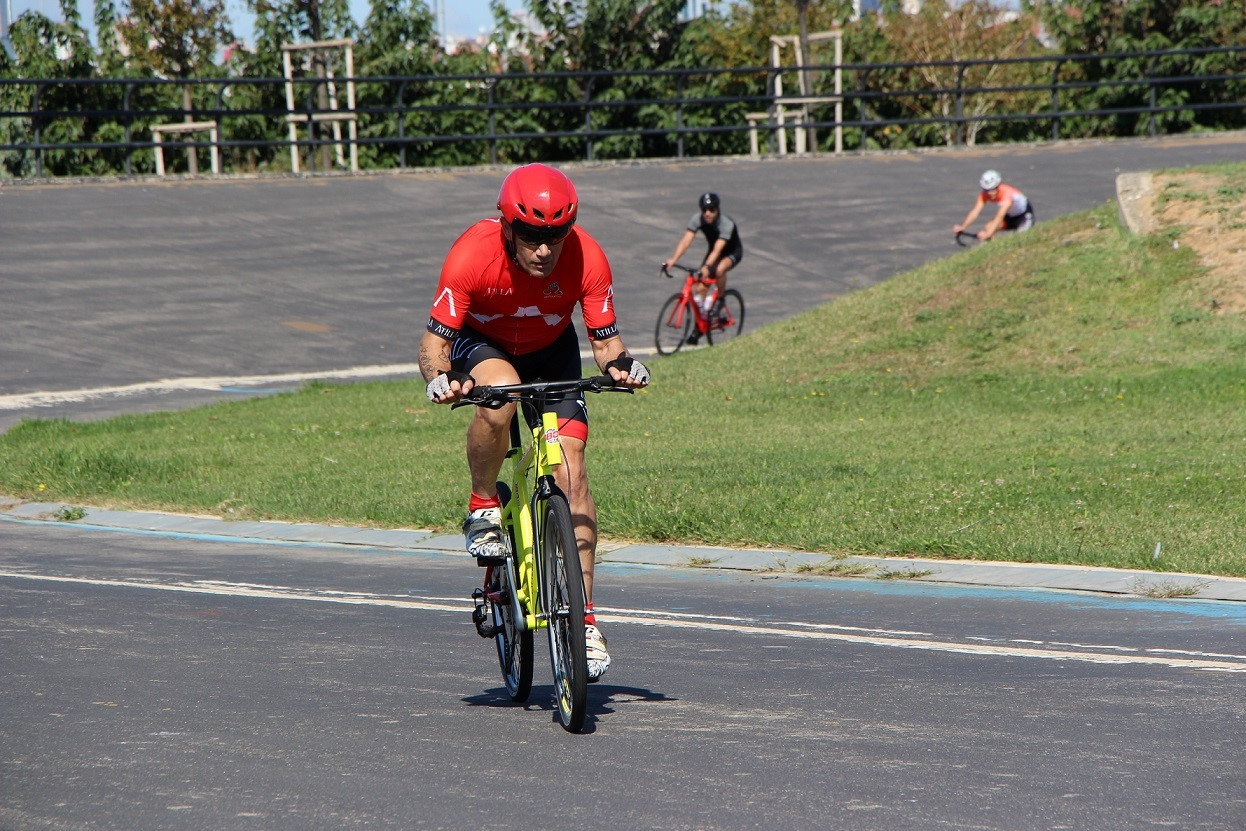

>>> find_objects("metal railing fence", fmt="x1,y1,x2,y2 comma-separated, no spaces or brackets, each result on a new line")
1,46,1242,178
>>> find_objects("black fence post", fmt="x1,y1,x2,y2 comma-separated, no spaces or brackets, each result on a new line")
487,78,498,165
583,76,595,162
122,82,135,176
1147,55,1159,137
675,72,684,159
396,80,408,169
1050,58,1063,141
954,63,966,146
32,82,43,178
857,69,871,152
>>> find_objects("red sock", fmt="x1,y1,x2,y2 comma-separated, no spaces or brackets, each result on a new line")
584,602,596,627
468,491,500,512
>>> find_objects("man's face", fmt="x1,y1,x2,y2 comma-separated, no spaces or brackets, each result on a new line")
702,207,719,222
504,222,565,278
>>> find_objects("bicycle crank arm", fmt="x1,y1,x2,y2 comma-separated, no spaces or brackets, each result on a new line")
471,588,501,638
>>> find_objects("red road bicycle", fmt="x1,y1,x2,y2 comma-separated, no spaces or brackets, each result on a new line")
654,263,745,356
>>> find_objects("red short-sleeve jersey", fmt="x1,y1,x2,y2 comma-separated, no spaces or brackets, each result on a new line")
426,219,619,356
979,183,1022,209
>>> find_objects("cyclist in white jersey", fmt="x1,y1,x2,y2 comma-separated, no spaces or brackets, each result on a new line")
954,169,1035,241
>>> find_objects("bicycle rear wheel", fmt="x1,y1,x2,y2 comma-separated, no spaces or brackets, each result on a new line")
706,289,745,347
654,293,691,356
493,482,532,702
540,494,588,732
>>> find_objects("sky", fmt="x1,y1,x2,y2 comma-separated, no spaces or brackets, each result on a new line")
6,0,526,43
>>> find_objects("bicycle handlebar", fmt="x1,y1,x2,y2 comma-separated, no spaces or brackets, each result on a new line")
954,230,980,247
660,263,697,278
452,375,633,410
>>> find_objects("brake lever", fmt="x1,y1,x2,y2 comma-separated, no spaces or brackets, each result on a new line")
450,385,510,410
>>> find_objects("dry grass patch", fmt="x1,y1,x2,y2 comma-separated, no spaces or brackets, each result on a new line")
1152,168,1246,313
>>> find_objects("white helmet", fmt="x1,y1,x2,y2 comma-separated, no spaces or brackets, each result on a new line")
980,169,1002,190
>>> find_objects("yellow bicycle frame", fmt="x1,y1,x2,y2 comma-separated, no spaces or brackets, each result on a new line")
499,410,563,631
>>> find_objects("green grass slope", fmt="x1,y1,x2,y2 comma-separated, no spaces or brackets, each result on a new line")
3,184,1243,576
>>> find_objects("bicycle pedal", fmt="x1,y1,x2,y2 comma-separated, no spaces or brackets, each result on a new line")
471,589,498,638
474,617,501,639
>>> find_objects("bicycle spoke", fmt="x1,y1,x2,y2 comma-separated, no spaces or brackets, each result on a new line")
706,289,745,347
654,293,691,355
541,495,587,732
491,483,532,702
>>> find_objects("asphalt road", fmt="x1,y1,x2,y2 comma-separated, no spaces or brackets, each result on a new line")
3,138,1246,830
2,133,1245,430
2,521,1243,831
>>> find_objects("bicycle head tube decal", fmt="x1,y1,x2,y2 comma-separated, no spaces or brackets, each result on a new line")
541,411,563,466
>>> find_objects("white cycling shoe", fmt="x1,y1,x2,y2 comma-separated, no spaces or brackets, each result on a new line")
463,507,504,564
585,624,611,682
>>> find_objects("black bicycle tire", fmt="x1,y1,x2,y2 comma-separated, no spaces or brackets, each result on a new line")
541,494,588,732
705,289,745,346
493,482,532,702
654,293,691,356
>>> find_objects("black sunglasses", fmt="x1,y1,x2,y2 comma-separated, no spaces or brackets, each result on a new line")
511,218,574,246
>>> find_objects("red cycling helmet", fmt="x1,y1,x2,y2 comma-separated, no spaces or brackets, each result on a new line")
497,163,578,245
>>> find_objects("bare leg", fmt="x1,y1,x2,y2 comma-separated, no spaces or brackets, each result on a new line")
713,257,733,295
464,358,519,500
553,436,597,604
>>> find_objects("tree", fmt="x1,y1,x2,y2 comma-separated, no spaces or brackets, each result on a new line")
1025,0,1246,135
710,0,854,67
354,0,449,168
238,0,354,171
849,1,1043,148
118,0,233,79
0,1,106,177
118,0,234,172
246,0,355,76
93,0,126,76
492,0,691,161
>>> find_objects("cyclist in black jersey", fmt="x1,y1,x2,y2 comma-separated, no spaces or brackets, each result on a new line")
662,192,743,321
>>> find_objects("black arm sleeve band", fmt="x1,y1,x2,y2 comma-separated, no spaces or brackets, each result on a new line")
426,317,458,340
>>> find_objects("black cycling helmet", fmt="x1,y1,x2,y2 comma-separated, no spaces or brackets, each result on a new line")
698,192,720,211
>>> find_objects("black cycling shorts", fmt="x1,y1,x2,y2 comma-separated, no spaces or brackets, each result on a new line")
1004,204,1035,231
704,245,743,268
449,324,589,440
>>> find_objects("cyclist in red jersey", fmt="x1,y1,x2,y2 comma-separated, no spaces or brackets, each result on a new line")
419,163,649,681
954,169,1035,241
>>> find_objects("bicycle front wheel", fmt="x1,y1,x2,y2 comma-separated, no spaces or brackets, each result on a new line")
654,293,691,356
706,289,745,347
540,494,588,732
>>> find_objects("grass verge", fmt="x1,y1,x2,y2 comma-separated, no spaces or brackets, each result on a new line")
2,166,1243,576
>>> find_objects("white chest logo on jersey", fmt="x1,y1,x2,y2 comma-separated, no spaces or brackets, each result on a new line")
514,305,565,327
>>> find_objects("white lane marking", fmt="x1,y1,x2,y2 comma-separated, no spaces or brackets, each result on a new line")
0,350,654,411
3,570,1243,673
0,365,422,409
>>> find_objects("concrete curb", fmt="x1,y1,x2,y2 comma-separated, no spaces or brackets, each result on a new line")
1116,171,1157,235
3,498,1242,603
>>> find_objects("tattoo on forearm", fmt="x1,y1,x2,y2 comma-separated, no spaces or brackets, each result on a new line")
419,342,451,382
